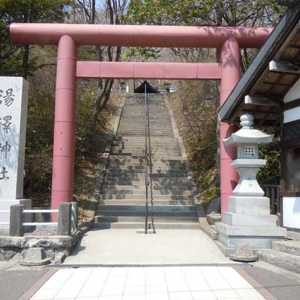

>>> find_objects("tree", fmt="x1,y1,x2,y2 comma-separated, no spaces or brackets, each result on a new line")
0,0,72,78
74,0,128,124
123,0,285,68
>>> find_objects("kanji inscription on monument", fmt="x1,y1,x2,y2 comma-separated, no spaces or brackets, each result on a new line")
0,77,29,199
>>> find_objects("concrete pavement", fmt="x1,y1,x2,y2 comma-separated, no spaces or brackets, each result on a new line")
63,229,229,265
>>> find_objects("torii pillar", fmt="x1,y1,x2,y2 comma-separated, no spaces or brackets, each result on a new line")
51,35,77,214
220,37,241,215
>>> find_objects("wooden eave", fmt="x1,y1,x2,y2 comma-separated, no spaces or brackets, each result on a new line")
218,2,300,127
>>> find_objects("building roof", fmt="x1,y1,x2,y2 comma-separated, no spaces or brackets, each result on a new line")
134,81,160,94
218,2,300,126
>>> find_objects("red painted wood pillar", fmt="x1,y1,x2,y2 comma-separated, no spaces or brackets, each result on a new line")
51,35,77,214
220,37,240,215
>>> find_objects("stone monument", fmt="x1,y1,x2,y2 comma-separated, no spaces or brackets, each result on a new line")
216,113,286,256
0,77,31,229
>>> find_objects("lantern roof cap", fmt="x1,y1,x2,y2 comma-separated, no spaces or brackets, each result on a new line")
223,113,273,146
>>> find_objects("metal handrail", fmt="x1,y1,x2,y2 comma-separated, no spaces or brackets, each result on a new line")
143,85,156,234
144,83,149,234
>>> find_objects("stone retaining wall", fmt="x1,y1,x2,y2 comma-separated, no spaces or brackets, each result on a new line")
0,224,91,263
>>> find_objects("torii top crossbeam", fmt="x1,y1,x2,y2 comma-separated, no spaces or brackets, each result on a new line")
10,23,271,48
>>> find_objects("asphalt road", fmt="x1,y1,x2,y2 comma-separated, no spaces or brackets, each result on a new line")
242,266,300,300
0,269,47,300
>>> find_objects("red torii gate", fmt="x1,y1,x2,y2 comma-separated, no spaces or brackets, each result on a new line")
10,24,271,217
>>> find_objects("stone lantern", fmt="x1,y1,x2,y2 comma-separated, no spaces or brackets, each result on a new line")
226,113,273,197
216,113,286,256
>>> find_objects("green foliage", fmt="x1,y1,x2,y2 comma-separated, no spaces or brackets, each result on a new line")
123,0,285,59
125,0,284,26
24,67,56,203
0,0,72,77
75,80,111,160
24,70,115,206
168,81,219,203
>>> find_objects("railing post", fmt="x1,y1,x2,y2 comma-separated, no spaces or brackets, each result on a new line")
71,202,78,232
277,186,281,214
10,204,24,237
57,203,71,236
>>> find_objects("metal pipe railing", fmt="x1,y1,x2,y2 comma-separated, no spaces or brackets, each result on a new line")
0,202,78,236
144,83,149,234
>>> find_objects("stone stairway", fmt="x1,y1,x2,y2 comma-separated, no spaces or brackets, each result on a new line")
256,238,300,274
94,93,200,229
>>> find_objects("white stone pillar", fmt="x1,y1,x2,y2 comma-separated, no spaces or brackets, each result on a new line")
0,77,31,230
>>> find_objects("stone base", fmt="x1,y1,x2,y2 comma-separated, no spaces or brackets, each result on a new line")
228,196,270,214
216,222,287,256
0,199,31,229
230,244,258,262
222,212,277,227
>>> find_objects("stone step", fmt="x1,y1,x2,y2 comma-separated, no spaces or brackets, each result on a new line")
118,129,173,133
102,182,192,188
102,181,194,188
98,200,194,205
272,240,300,257
104,175,191,181
112,144,180,152
101,185,194,191
96,210,197,218
114,137,178,142
256,249,300,273
119,122,172,126
117,127,173,131
99,194,193,200
109,154,183,160
108,157,185,163
107,162,185,168
110,151,182,156
110,155,182,160
105,170,187,176
106,164,185,170
93,222,200,230
111,147,180,151
118,125,173,129
112,143,180,148
120,115,172,119
117,131,174,134
94,216,198,223
98,205,196,212
100,190,194,196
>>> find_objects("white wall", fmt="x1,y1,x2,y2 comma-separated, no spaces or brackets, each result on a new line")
284,107,300,124
283,79,300,123
282,80,300,229
284,78,300,103
283,78,300,124
283,197,300,229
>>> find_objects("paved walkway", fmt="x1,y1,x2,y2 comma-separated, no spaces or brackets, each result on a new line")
64,229,229,265
29,266,266,300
